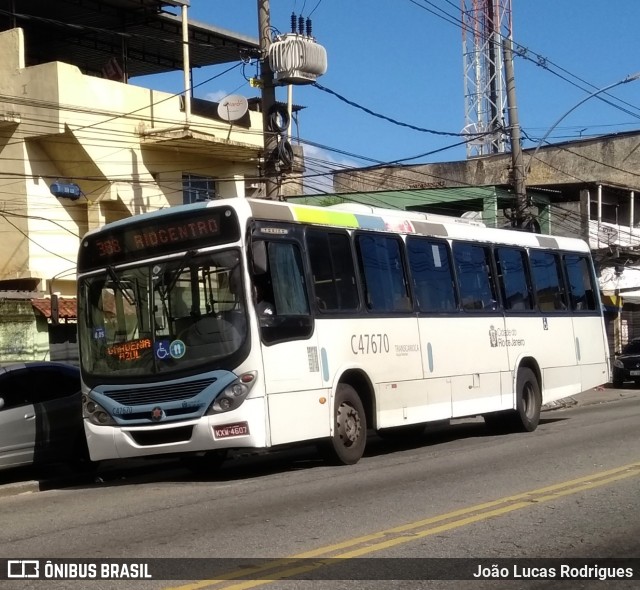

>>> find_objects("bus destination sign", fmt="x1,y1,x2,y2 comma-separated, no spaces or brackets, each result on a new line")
79,207,240,271
95,217,220,258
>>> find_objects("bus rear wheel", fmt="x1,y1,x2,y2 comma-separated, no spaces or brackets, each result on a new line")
512,368,542,431
319,383,366,465
484,368,541,433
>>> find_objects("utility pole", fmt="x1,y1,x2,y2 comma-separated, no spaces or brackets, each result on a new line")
502,35,527,227
257,0,279,199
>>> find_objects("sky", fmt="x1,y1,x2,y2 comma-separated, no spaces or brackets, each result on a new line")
138,1,640,193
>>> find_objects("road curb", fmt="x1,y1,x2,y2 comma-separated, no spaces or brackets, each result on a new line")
543,388,638,412
0,480,40,498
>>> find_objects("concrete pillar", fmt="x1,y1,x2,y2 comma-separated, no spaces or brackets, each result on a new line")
482,193,498,227
538,202,550,234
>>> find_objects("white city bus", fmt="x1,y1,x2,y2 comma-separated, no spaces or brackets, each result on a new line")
76,197,610,468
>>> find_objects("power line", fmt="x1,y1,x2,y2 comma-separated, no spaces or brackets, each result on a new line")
313,82,490,140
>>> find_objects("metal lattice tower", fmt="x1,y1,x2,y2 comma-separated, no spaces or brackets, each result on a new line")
461,0,512,158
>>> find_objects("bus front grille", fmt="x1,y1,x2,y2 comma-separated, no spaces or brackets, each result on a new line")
129,425,194,446
103,378,216,406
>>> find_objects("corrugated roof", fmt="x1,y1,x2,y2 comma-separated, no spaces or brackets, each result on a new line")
31,298,77,320
287,187,551,210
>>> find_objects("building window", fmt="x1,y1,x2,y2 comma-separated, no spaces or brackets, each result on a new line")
182,174,218,204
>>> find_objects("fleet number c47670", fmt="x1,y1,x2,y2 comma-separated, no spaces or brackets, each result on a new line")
351,333,390,355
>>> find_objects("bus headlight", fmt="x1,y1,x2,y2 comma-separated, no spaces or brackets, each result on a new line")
83,395,117,426
613,359,624,368
207,371,257,414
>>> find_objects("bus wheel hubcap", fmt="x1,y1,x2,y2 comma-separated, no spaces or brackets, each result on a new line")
523,383,533,417
337,403,360,446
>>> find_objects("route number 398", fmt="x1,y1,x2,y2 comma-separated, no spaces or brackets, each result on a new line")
351,333,390,355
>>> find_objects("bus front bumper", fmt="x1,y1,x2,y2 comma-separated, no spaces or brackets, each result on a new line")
84,404,267,462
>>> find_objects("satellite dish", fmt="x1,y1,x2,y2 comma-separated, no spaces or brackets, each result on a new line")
217,95,248,122
462,123,487,147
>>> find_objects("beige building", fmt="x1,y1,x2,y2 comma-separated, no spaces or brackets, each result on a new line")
0,1,270,363
0,28,264,296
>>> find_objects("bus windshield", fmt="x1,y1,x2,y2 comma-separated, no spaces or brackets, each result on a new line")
78,249,247,378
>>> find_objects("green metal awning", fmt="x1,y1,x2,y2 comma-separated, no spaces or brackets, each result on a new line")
287,187,551,231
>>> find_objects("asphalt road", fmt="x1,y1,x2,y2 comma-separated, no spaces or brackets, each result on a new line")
0,382,633,497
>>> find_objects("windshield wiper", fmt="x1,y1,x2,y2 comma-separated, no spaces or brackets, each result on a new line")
107,265,136,306
164,249,198,296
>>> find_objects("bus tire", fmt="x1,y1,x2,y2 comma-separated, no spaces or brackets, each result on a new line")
320,384,366,465
511,367,542,432
68,434,99,474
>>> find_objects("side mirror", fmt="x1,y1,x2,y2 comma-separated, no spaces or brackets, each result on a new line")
0,398,4,410
251,240,268,275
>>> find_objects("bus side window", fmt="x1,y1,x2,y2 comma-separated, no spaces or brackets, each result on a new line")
254,240,313,344
407,237,456,312
530,250,567,311
306,230,359,312
453,242,497,312
268,242,309,316
563,254,598,311
495,247,533,311
356,233,411,313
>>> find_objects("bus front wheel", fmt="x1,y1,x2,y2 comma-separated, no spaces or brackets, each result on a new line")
320,384,367,465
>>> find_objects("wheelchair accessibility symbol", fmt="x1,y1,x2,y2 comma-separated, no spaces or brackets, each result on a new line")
155,339,186,360
155,340,170,360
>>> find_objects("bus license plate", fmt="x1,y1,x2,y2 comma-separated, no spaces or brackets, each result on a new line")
213,421,250,439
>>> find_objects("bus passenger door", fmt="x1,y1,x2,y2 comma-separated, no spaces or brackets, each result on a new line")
251,238,328,446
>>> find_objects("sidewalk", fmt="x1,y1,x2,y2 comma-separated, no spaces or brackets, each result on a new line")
542,383,640,411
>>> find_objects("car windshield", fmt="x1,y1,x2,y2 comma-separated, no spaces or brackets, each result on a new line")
78,249,247,378
622,341,640,355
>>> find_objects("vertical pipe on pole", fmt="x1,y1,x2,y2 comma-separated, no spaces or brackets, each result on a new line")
287,85,293,142
258,0,279,199
182,4,191,125
597,184,602,248
630,191,635,229
598,184,603,221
